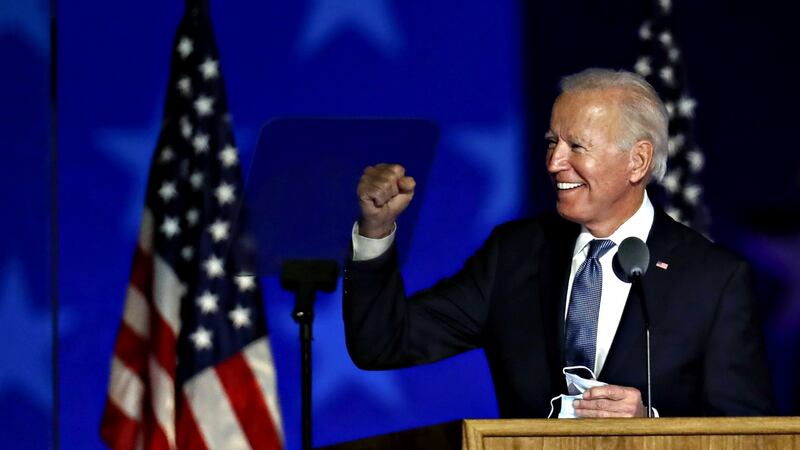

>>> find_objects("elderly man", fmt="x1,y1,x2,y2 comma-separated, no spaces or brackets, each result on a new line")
343,68,774,417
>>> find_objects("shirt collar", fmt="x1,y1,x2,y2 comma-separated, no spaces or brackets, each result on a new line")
573,192,655,258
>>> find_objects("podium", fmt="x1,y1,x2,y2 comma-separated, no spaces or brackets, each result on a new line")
320,417,800,450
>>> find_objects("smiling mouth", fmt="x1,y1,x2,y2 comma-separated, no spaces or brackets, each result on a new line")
556,182,585,190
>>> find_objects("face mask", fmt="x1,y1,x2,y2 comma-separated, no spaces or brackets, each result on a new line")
547,366,608,419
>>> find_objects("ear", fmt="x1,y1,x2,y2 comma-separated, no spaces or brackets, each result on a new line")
628,140,654,184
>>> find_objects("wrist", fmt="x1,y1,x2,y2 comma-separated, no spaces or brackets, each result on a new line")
358,219,394,239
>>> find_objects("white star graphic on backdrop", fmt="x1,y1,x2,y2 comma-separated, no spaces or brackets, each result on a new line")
198,58,219,80
207,219,230,242
194,95,215,117
158,181,177,201
297,0,403,58
190,326,213,350
196,290,219,314
192,133,210,153
659,0,672,13
450,118,524,228
203,255,225,278
665,206,682,223
668,47,680,62
95,111,161,235
160,216,181,238
0,261,54,409
0,0,49,56
219,145,239,167
234,274,256,292
215,182,236,205
177,36,193,59
228,305,252,329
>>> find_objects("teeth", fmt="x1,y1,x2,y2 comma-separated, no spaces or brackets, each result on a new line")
556,182,584,190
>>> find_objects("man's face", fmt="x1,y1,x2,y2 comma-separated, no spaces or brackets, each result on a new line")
545,89,644,236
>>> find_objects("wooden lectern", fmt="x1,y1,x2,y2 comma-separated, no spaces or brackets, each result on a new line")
320,417,800,450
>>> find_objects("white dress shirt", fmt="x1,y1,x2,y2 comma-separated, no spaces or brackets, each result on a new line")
565,194,654,375
351,193,655,376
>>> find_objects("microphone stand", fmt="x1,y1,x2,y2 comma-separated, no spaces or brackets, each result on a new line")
631,272,653,418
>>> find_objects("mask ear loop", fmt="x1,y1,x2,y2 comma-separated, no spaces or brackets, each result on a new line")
548,394,562,419
562,365,597,379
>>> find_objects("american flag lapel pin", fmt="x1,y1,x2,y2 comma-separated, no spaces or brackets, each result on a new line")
656,261,669,270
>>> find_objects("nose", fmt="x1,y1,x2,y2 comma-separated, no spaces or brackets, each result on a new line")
546,142,570,174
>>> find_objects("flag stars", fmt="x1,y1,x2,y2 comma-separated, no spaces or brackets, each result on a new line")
234,274,256,292
189,171,204,190
208,219,230,242
158,181,177,201
160,216,181,238
194,95,215,117
658,0,672,13
687,149,705,172
229,305,252,329
664,101,675,118
196,290,220,314
219,145,239,167
177,77,192,97
668,133,685,156
199,58,219,80
639,22,652,40
677,96,697,118
192,133,210,154
215,182,236,205
665,206,683,223
634,57,652,77
159,146,175,163
186,208,200,226
661,171,681,193
659,66,675,85
181,246,194,261
180,116,193,139
668,48,680,62
658,31,673,48
204,255,225,278
177,37,193,59
683,184,702,205
189,326,213,350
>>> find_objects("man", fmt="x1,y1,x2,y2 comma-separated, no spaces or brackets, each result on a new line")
343,68,774,417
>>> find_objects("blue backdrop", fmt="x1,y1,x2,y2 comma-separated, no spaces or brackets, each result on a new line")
1,0,798,449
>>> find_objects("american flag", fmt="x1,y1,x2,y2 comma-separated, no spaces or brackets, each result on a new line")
634,0,711,234
100,1,283,449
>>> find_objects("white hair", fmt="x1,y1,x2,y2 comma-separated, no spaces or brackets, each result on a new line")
559,68,669,182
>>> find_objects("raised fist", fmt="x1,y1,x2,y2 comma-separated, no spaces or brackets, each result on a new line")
357,163,416,238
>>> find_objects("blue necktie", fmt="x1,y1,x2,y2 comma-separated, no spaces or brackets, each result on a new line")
565,239,616,372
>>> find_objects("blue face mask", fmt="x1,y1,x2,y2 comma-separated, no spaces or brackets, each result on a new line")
548,366,608,419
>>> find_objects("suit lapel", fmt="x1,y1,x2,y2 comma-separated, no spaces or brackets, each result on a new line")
599,209,683,380
539,216,579,374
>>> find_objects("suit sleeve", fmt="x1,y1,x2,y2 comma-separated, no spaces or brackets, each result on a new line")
703,260,776,415
342,228,503,370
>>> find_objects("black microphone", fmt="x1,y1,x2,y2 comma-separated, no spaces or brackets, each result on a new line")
614,237,654,418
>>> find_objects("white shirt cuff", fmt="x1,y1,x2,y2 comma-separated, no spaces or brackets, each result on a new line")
351,222,396,261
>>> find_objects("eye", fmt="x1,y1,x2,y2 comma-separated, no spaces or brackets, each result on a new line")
545,137,557,150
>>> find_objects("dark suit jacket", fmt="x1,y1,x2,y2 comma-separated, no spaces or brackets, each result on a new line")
343,209,775,417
